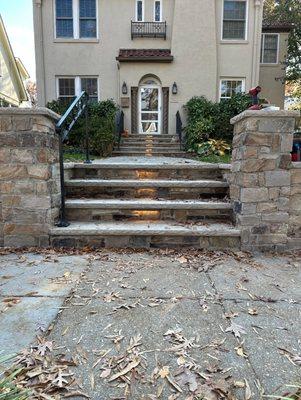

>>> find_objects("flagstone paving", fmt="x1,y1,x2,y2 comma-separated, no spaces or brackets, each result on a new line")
0,248,300,399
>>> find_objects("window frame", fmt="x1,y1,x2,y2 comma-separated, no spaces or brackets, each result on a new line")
221,0,248,41
154,0,162,22
219,78,246,100
260,33,279,65
54,0,98,40
56,76,99,102
135,0,145,22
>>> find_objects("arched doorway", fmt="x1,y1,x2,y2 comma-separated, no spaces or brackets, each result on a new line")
138,76,162,134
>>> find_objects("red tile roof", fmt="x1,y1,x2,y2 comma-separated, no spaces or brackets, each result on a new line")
262,20,292,32
117,49,174,62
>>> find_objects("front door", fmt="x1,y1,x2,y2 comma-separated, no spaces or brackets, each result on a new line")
139,85,162,134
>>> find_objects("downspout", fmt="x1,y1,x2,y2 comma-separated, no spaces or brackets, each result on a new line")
34,0,46,105
215,0,220,102
251,0,263,86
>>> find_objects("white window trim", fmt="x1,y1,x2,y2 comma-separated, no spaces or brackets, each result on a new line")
135,0,145,22
221,0,249,41
154,0,163,22
56,76,99,101
219,78,246,100
54,0,98,40
260,33,280,65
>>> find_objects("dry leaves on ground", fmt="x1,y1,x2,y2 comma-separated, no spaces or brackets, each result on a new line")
3,336,89,399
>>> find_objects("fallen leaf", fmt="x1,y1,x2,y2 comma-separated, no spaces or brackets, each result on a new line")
226,321,246,338
108,357,140,382
248,308,258,315
244,379,252,400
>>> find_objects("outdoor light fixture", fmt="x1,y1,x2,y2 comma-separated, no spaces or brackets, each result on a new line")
172,82,178,95
122,82,128,95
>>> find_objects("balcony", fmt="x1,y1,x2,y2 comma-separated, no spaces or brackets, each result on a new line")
131,21,167,40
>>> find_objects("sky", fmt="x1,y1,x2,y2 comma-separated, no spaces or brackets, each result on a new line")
0,0,36,80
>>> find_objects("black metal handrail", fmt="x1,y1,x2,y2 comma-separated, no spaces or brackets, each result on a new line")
131,21,167,39
115,109,124,150
56,91,90,227
176,111,183,150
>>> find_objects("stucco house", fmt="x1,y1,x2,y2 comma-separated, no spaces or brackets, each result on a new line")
259,19,292,109
33,0,288,134
0,15,29,107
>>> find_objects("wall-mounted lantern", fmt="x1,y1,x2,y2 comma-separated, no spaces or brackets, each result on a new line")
172,82,178,95
122,82,128,95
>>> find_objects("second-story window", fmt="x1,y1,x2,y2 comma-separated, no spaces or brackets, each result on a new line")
80,0,97,38
154,1,162,22
55,0,97,39
222,0,247,40
56,0,73,38
136,0,144,22
260,34,279,64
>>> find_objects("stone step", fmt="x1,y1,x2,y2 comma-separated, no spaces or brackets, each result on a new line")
50,221,241,249
65,179,229,199
118,142,181,148
126,134,175,139
71,160,229,180
121,138,179,144
64,199,232,223
116,146,181,152
113,151,188,157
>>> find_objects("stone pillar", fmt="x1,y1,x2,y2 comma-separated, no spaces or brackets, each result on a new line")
230,110,300,252
0,108,60,247
289,163,301,249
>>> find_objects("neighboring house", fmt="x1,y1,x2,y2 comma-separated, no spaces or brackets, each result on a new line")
0,15,29,107
34,0,276,134
259,20,291,109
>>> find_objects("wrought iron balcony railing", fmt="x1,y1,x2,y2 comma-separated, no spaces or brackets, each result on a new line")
131,21,167,39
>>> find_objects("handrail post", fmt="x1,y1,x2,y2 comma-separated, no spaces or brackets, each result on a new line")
84,105,92,164
56,127,70,228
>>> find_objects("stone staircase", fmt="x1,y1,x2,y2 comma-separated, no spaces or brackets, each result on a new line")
113,134,188,157
50,157,240,249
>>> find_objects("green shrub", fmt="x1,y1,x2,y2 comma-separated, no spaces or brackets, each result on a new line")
185,94,252,151
47,99,118,157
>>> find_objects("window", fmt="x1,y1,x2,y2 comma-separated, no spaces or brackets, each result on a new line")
260,34,279,64
57,77,98,105
154,1,162,22
58,78,75,104
220,79,245,100
79,0,97,38
55,0,97,39
222,0,247,40
56,0,73,38
81,77,98,102
136,0,144,21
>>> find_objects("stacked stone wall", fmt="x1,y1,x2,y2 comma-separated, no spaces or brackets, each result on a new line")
230,110,300,251
289,163,301,249
0,108,60,247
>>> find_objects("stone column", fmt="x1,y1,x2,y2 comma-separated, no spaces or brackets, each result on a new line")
0,108,60,247
230,110,300,252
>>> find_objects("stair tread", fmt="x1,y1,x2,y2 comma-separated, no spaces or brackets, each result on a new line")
65,198,232,209
66,179,228,188
51,221,240,236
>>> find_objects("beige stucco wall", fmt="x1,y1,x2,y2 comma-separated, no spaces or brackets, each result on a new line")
259,32,289,109
34,0,264,134
0,42,20,106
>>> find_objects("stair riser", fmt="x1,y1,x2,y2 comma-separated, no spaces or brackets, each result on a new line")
73,168,224,180
51,234,240,250
113,152,188,157
115,143,181,152
65,207,232,223
66,186,228,199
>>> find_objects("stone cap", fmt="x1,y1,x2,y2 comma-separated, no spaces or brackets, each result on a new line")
231,110,300,125
291,162,301,169
0,107,61,121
